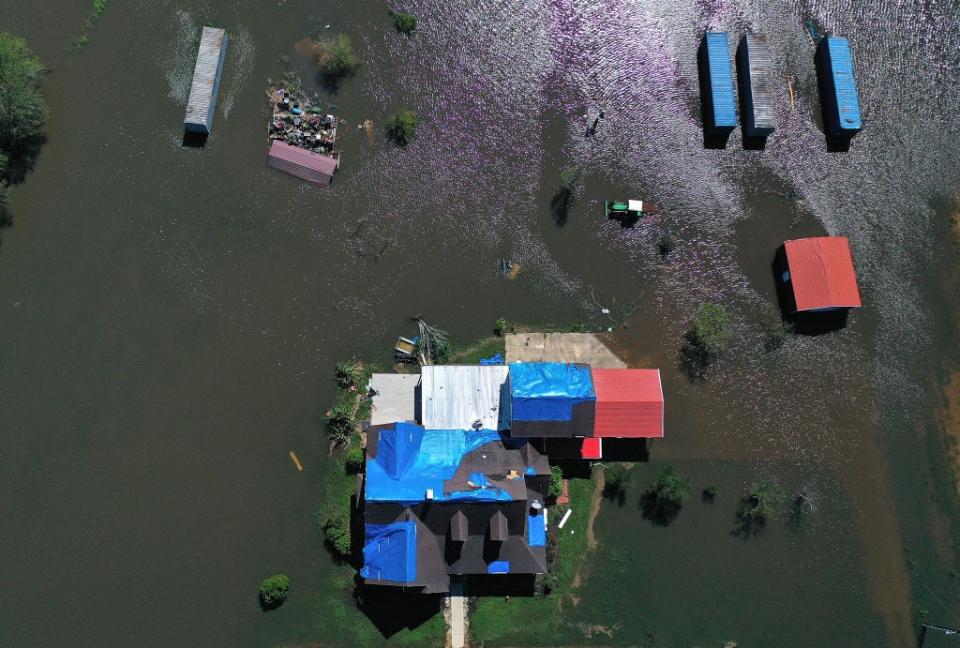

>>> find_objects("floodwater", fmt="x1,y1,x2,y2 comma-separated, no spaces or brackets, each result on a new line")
1,0,959,646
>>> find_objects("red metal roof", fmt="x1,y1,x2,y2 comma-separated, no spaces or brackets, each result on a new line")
590,369,664,438
580,437,602,459
267,141,338,185
784,237,862,311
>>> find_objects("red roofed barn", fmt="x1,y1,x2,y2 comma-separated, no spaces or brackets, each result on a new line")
783,236,862,312
590,369,664,439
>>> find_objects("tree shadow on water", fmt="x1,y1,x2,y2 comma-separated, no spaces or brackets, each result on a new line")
550,186,572,227
353,583,444,639
3,133,46,185
730,506,767,540
678,334,713,382
640,491,682,526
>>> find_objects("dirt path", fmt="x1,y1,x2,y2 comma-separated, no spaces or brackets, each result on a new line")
571,471,605,599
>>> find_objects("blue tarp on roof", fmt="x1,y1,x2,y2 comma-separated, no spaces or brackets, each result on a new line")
528,514,546,547
509,363,595,421
703,32,737,129
487,560,510,574
360,521,417,583
820,37,862,134
366,423,512,503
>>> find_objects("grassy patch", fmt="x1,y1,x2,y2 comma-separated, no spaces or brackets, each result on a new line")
70,0,111,53
469,473,596,645
449,336,505,364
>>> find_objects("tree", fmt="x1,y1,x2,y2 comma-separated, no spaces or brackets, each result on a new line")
602,464,632,505
317,34,360,78
641,464,691,525
385,109,419,145
741,480,785,522
259,574,290,609
702,484,720,502
325,392,356,446
690,303,732,358
657,230,676,257
393,12,417,34
548,465,563,500
0,33,47,191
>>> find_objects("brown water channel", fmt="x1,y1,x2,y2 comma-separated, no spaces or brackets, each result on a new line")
1,1,960,646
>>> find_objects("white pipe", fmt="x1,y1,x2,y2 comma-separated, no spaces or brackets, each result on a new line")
558,508,572,529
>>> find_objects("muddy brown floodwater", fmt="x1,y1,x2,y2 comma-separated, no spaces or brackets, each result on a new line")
1,1,960,646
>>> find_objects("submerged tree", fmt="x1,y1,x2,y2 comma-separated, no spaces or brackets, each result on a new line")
641,464,691,525
741,480,785,522
602,464,632,506
259,574,290,610
681,303,733,379
393,12,417,34
385,109,419,146
414,317,449,364
0,33,47,196
316,34,360,79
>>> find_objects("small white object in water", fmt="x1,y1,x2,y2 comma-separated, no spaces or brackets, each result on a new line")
324,24,330,28
601,308,610,314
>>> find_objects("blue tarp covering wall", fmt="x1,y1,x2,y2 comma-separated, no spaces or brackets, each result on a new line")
703,32,737,130
528,514,546,547
818,37,862,135
366,423,513,503
360,521,417,583
509,363,595,421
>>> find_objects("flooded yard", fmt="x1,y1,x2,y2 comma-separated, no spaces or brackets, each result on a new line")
1,0,959,646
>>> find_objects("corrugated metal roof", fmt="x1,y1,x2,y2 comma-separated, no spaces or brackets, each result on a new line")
420,365,510,431
822,37,862,133
784,236,862,311
704,32,737,129
184,27,227,134
591,369,664,438
267,141,339,185
739,33,776,136
580,437,602,459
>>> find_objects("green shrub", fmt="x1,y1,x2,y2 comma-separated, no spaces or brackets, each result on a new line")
259,574,290,609
689,303,732,358
320,509,351,559
385,109,419,145
318,34,360,78
393,12,417,34
741,480,785,521
647,464,691,507
345,445,364,474
335,360,369,391
494,318,510,336
703,484,720,501
325,392,356,445
548,465,563,500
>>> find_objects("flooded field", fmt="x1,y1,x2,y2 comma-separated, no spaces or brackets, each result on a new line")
1,0,959,646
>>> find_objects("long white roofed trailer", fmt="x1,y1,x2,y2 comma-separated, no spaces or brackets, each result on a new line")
184,27,227,134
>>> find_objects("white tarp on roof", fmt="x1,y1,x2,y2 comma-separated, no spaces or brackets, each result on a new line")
420,365,509,431
369,374,418,425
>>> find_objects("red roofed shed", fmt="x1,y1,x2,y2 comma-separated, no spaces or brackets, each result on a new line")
267,140,339,185
783,237,861,312
591,369,664,438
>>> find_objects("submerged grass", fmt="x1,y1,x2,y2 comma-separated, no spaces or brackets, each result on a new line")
469,474,596,645
70,0,111,53
449,336,505,364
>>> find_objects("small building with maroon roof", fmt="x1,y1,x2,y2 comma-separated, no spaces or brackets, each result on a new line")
781,236,862,313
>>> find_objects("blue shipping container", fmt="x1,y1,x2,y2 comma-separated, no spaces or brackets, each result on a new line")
817,37,862,136
699,32,737,131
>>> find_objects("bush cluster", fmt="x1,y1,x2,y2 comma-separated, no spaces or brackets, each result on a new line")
258,573,290,609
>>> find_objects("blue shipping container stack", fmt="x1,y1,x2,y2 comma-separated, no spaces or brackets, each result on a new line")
699,32,737,133
817,36,862,137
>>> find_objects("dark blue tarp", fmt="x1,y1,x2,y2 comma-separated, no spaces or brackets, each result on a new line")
487,560,510,574
509,363,595,421
360,521,417,583
366,423,512,503
704,32,736,129
528,514,546,547
820,37,862,134
479,353,504,365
